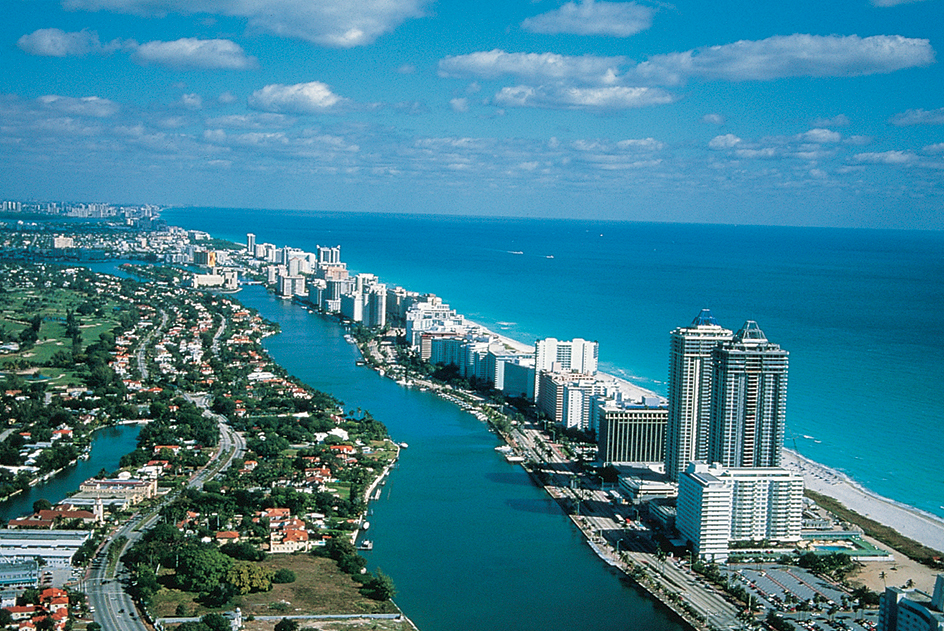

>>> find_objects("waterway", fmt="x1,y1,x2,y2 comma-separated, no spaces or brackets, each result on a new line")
238,286,687,631
0,424,141,522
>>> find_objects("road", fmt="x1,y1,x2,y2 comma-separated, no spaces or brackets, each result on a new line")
508,422,745,630
77,312,243,631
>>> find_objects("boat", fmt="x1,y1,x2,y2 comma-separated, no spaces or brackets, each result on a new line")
357,540,373,550
505,454,525,463
362,521,370,530
399,442,409,448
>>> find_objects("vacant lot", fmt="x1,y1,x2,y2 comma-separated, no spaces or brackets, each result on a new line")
152,553,400,620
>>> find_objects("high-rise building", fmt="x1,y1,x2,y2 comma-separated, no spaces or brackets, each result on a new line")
533,338,598,403
595,399,667,464
708,320,789,469
247,233,255,254
665,309,733,483
676,462,803,563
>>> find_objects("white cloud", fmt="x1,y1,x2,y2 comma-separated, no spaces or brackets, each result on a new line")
709,134,741,149
248,81,350,114
616,138,664,150
450,98,469,113
702,113,725,125
852,150,916,164
493,85,674,110
132,38,257,69
62,0,429,48
179,93,203,110
521,0,654,37
802,128,842,143
18,28,120,56
38,95,120,117
871,0,930,6
630,34,935,85
397,64,416,74
205,113,295,129
439,50,625,85
889,107,944,126
845,135,872,145
812,114,850,127
922,143,944,154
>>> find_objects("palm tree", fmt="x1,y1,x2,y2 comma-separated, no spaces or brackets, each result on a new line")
879,571,887,588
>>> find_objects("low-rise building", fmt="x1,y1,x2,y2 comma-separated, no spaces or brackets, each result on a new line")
879,574,944,631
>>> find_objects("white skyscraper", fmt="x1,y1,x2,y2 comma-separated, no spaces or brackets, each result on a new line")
665,309,733,483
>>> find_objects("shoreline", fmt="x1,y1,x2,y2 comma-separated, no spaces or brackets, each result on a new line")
782,448,944,554
473,318,944,557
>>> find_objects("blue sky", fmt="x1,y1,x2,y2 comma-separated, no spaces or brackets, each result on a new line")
2,0,943,228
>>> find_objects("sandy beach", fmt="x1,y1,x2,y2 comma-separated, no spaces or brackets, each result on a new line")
477,320,944,591
783,448,944,555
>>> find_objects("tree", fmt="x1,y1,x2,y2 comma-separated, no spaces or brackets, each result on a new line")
200,613,231,631
175,545,232,593
274,619,299,631
33,499,53,513
226,561,274,594
362,569,396,601
272,568,296,584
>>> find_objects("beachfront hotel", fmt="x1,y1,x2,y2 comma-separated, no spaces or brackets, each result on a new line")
595,399,668,465
665,309,733,482
533,338,598,403
708,320,789,469
676,462,803,563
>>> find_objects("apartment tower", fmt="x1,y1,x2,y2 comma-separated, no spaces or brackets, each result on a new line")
665,309,732,483
708,320,789,468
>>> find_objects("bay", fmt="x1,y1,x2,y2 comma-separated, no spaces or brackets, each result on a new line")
237,285,687,631
0,424,141,522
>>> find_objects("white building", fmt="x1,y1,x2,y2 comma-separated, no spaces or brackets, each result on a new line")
405,296,465,348
533,338,598,402
879,574,944,631
676,462,803,563
0,531,91,567
665,309,733,483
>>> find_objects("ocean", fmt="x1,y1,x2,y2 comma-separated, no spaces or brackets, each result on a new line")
162,207,944,520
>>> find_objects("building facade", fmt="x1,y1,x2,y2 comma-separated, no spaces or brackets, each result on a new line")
596,400,668,464
676,462,803,563
879,575,944,631
665,309,733,483
708,320,789,469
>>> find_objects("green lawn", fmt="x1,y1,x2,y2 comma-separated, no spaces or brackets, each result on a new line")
152,554,398,620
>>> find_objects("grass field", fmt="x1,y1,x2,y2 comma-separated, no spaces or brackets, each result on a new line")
152,553,400,620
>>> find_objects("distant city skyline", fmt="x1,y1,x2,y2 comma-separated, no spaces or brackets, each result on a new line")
2,0,943,229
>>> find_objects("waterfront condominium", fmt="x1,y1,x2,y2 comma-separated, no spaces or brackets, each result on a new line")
665,309,733,483
676,462,803,563
533,338,598,403
708,320,789,469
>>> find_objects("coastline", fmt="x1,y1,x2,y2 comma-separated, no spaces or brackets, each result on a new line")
782,448,944,554
458,319,944,558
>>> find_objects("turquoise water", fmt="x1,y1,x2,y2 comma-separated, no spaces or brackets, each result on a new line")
162,208,944,521
237,286,686,631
